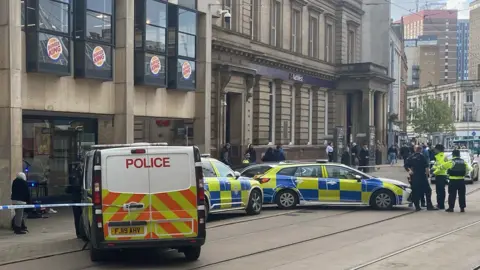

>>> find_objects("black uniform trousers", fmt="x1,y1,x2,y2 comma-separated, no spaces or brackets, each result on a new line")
435,175,448,209
448,179,466,210
411,175,433,209
328,152,334,162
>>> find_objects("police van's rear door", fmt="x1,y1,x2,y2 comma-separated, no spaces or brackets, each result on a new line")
102,147,151,241
148,146,198,239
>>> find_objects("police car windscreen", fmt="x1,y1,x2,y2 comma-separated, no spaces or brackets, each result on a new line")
105,152,193,193
444,152,471,163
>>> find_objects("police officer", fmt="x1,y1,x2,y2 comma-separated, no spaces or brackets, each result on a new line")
404,145,437,211
432,144,448,209
443,149,471,212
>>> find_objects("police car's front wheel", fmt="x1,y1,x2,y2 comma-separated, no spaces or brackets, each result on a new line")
371,190,395,210
183,246,201,261
246,189,262,215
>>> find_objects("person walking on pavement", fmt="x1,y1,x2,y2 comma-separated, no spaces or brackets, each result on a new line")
388,144,398,165
404,145,437,211
220,143,232,166
351,142,359,168
244,144,256,164
11,172,30,234
432,144,448,209
326,142,334,162
262,147,275,162
273,144,286,162
442,149,471,212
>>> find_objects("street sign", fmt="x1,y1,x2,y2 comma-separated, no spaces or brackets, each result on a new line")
472,131,476,136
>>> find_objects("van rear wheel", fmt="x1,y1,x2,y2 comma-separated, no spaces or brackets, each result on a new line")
89,244,105,262
183,246,201,261
246,189,262,215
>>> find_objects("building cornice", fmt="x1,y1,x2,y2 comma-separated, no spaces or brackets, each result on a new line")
291,0,308,7
337,0,365,16
346,19,360,28
212,40,336,81
307,4,324,14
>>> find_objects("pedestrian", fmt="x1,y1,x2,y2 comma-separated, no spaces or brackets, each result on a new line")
432,144,448,209
273,144,286,162
404,145,437,211
388,144,397,165
220,143,232,166
443,149,471,212
358,143,370,173
422,144,430,164
66,162,83,238
11,172,30,234
326,142,334,162
261,147,275,162
351,142,359,168
244,144,257,164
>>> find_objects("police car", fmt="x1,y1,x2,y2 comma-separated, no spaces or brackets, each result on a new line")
200,154,263,219
256,162,412,210
430,149,476,184
80,143,206,262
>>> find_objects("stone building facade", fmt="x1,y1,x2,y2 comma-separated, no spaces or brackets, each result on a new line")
206,0,393,162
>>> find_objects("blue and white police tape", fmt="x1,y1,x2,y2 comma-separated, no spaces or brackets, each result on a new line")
0,203,93,210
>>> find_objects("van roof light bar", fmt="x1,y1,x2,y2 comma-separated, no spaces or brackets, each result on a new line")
90,142,168,149
200,154,211,158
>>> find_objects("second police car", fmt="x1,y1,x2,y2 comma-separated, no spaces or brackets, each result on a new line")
200,154,263,218
254,162,412,210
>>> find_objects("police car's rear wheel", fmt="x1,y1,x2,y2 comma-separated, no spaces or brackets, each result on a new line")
371,190,395,210
246,189,262,215
204,199,210,222
275,189,298,209
183,246,201,261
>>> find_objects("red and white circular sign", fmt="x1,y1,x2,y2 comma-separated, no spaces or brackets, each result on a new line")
150,56,161,75
182,61,192,79
92,46,106,67
47,37,62,60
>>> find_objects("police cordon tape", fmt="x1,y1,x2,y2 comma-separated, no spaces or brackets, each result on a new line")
0,203,93,210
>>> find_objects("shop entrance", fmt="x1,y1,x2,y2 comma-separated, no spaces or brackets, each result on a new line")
225,92,243,164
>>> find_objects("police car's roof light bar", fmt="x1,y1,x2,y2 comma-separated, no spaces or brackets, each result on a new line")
200,154,211,158
316,159,329,163
90,142,168,149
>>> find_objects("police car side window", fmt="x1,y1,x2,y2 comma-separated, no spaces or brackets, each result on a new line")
277,167,298,176
242,166,269,177
212,161,235,177
294,166,320,177
324,166,355,179
202,161,217,177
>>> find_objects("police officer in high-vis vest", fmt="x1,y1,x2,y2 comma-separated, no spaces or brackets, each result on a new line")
442,149,471,212
432,144,448,209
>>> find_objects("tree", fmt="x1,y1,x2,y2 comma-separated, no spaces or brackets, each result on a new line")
409,96,455,134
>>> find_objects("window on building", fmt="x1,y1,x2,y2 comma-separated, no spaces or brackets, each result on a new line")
134,0,167,86
223,0,235,30
251,0,259,40
290,85,295,143
268,81,275,143
325,23,333,62
347,29,355,63
308,15,319,58
25,0,72,75
466,90,473,103
291,8,301,53
270,0,281,47
73,0,114,80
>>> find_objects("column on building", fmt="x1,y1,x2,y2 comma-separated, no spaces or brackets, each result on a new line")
312,88,327,144
0,0,22,227
359,89,374,143
252,76,271,145
113,0,135,143
274,79,291,145
374,92,384,144
294,84,310,145
210,68,230,154
350,91,362,142
327,91,336,135
334,92,347,128
193,11,212,153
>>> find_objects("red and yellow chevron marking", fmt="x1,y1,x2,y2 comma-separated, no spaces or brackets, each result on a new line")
101,186,198,241
151,186,198,239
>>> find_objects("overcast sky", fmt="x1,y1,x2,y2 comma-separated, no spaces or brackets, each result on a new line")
391,0,472,20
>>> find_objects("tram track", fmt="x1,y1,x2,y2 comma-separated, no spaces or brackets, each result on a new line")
187,185,480,270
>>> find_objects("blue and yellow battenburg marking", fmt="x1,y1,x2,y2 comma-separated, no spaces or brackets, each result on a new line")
204,177,253,210
262,172,404,204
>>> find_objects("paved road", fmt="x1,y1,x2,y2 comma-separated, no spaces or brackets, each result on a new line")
3,165,480,270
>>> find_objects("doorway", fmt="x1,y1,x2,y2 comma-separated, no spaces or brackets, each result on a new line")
225,92,243,163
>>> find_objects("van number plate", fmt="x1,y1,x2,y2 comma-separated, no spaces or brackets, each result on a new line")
111,226,144,235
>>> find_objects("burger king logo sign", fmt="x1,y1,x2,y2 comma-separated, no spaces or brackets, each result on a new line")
182,61,192,79
92,46,106,67
150,56,161,75
47,37,62,61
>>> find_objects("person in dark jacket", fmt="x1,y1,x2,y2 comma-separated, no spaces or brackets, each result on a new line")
341,144,351,165
245,144,257,164
66,162,83,238
11,172,30,234
351,142,359,167
273,144,286,162
220,143,232,166
358,143,370,173
262,147,275,162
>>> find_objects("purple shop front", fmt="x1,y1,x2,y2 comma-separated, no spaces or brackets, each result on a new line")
250,64,335,88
